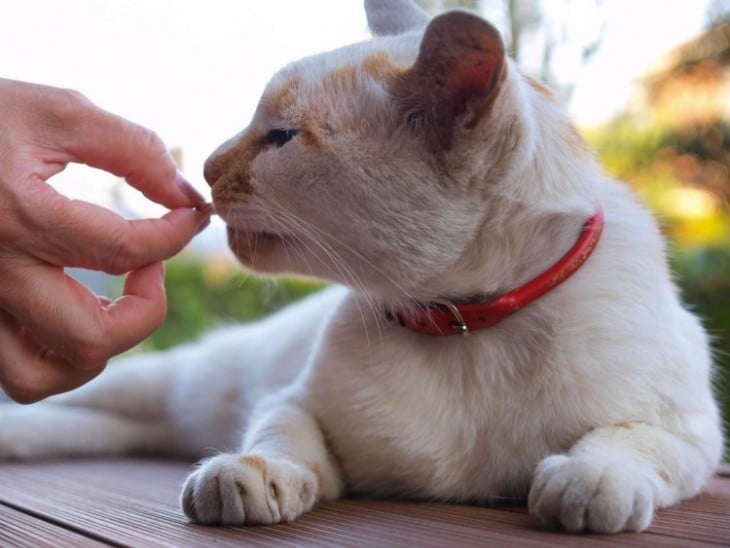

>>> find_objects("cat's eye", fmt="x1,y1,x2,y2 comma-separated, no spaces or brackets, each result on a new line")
266,128,299,148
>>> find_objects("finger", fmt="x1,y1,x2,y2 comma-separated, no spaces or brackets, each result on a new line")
75,119,208,210
59,98,208,210
0,262,167,371
0,310,104,404
17,184,210,274
97,261,170,355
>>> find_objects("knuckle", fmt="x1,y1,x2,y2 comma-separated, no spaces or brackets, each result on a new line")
71,343,109,370
0,369,45,405
66,327,112,368
7,389,44,405
125,125,173,180
128,123,167,163
105,232,136,275
52,88,94,124
60,87,91,109
139,126,165,151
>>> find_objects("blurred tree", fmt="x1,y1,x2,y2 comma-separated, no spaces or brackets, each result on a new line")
414,0,605,99
588,18,730,457
630,19,730,208
123,257,326,353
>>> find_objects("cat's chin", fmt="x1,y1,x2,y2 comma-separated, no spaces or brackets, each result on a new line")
226,225,297,272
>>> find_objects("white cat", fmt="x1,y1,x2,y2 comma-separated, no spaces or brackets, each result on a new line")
0,0,723,534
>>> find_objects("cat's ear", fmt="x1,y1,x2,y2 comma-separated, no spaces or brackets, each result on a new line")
365,0,430,36
392,11,506,151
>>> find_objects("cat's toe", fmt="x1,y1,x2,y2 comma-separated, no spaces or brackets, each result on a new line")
528,455,656,533
181,455,242,524
180,453,317,526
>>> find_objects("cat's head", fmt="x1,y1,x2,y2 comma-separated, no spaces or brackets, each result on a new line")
205,0,595,303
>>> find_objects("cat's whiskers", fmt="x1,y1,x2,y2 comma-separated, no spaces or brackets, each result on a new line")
268,214,380,348
273,212,443,349
223,198,451,342
265,204,386,350
267,202,416,304
267,213,327,284
221,204,257,289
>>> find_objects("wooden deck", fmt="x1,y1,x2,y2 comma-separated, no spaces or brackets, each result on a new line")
0,458,728,547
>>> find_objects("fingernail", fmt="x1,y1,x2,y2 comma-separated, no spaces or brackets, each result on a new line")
195,215,211,235
176,171,207,210
198,202,216,216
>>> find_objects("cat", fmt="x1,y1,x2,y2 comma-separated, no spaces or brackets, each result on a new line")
0,0,724,534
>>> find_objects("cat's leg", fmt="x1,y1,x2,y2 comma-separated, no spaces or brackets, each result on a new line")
180,398,343,525
0,401,172,460
528,421,722,533
0,348,225,460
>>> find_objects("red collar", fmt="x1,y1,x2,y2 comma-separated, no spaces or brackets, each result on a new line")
392,204,604,336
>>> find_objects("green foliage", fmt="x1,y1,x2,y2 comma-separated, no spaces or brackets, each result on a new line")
133,258,326,353
584,118,666,180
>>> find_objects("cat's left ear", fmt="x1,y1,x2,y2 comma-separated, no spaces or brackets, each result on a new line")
392,11,506,151
365,0,430,36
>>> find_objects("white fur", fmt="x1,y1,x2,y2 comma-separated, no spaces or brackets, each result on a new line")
0,1,723,534
364,0,429,36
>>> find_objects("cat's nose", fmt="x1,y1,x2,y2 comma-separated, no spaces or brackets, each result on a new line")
203,155,224,187
203,132,243,187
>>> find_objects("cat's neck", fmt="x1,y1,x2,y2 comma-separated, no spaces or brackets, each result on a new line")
389,203,604,335
405,202,599,304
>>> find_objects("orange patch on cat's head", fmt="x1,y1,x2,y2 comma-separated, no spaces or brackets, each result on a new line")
207,130,266,209
263,76,300,116
265,76,328,150
325,63,359,95
362,51,405,84
307,63,365,136
326,52,404,92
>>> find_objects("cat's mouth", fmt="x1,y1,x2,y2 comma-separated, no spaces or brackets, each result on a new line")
225,222,315,273
226,225,289,246
225,224,300,265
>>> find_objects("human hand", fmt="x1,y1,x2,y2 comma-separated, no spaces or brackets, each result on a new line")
0,77,212,403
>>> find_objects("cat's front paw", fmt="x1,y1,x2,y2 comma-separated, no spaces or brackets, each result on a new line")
181,453,318,525
528,455,656,533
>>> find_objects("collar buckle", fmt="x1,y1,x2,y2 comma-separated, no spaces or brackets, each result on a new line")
433,299,470,336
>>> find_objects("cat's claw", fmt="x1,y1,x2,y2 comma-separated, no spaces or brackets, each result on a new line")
528,455,656,533
181,453,317,525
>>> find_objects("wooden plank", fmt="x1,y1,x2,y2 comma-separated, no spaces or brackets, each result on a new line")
0,459,727,547
0,503,108,548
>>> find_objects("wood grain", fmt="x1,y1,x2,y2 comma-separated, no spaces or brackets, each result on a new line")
0,458,728,547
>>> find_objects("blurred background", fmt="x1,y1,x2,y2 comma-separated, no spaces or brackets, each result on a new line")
2,1,729,455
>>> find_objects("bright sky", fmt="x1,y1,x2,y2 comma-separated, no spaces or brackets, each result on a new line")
1,0,713,253
568,0,712,125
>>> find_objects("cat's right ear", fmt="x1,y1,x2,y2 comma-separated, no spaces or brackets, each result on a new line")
365,0,430,36
392,11,506,152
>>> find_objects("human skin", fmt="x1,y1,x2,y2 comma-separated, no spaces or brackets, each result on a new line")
0,77,211,403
